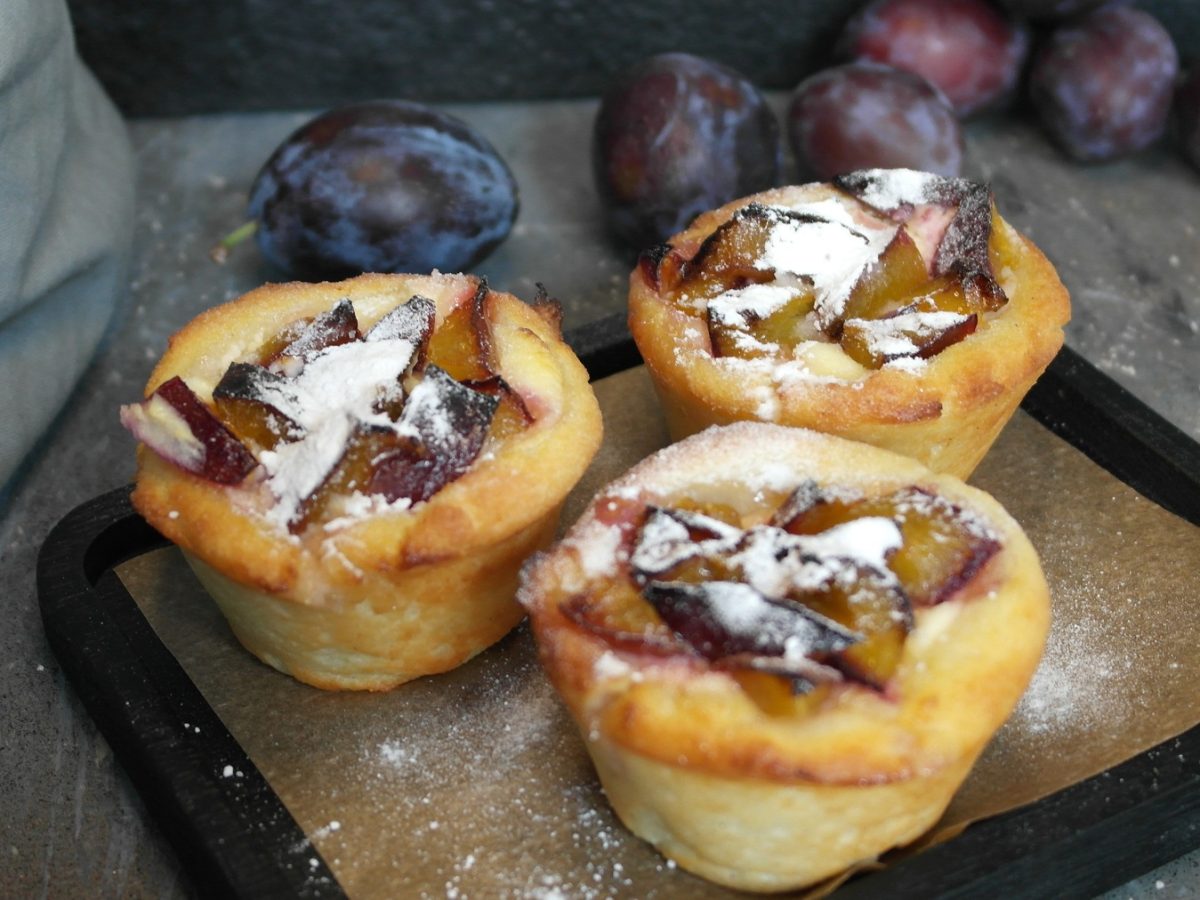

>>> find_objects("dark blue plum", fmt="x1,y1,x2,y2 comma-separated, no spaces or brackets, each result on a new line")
593,53,783,249
247,101,518,280
1028,6,1178,162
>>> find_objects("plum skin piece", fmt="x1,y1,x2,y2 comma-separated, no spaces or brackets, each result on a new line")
123,376,256,485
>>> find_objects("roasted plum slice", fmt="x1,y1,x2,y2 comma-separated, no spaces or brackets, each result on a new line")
289,425,408,530
630,505,742,583
642,580,858,686
266,298,361,372
560,589,680,657
369,365,498,504
674,204,782,307
932,187,1006,310
785,566,912,688
771,480,864,536
772,482,1000,606
366,294,436,351
707,284,818,358
840,307,978,369
464,374,534,442
838,227,930,325
425,281,495,382
884,488,1001,606
212,363,304,450
835,171,1007,313
119,377,256,485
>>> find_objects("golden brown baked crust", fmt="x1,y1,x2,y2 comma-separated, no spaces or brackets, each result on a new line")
129,273,603,690
520,423,1049,890
627,174,1071,479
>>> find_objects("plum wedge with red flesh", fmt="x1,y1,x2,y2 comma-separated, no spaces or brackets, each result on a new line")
120,377,256,484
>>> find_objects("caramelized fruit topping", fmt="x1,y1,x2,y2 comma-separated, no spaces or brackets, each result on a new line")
425,280,495,382
122,284,536,530
368,365,499,505
212,363,303,450
571,477,1000,705
268,298,362,372
653,170,1010,369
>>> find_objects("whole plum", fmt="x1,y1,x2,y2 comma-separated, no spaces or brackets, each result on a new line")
1177,68,1200,172
1028,6,1178,162
593,52,783,248
788,62,964,180
839,0,1030,117
246,101,519,280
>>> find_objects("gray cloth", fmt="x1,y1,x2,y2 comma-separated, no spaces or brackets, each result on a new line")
0,0,135,494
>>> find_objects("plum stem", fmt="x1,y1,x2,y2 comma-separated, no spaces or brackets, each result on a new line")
209,220,258,264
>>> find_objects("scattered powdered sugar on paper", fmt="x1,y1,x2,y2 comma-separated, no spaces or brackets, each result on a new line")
1011,574,1134,737
292,638,685,900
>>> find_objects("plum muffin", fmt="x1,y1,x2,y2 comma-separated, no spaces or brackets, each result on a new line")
121,273,602,690
628,168,1070,478
520,423,1049,891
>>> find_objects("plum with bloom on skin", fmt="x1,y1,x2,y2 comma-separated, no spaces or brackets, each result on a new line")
247,100,519,280
788,62,964,180
592,52,782,249
839,0,1030,117
1028,6,1179,162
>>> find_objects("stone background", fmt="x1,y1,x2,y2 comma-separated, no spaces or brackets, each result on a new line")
68,0,1200,118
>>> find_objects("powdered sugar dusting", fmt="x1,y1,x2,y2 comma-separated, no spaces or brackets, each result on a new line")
847,309,972,361
301,644,655,900
840,168,942,212
258,334,417,527
761,198,895,324
568,522,626,579
1012,591,1133,736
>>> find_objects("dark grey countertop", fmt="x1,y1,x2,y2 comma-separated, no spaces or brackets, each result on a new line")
2,98,1199,897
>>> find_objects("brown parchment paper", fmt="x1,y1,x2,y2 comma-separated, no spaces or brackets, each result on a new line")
117,366,1200,898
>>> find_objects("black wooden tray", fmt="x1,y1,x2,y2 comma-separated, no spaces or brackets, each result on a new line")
38,313,1200,899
